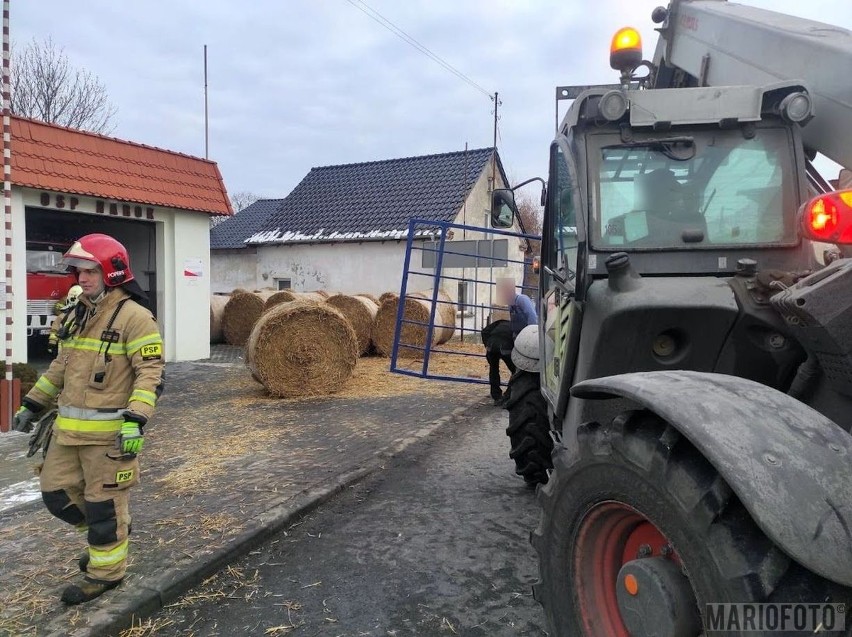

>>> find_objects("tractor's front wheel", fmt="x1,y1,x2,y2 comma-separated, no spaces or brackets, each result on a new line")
532,410,851,637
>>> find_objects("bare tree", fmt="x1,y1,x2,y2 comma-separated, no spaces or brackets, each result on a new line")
211,191,262,228
515,192,543,295
230,191,261,213
516,192,543,238
12,37,117,134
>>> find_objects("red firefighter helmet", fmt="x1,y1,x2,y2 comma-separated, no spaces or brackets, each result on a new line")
62,233,134,287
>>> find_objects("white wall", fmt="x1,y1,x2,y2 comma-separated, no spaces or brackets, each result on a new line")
442,161,525,332
163,211,211,361
210,249,259,293
256,241,411,294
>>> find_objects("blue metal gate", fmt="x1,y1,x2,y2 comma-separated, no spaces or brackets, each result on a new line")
390,218,541,385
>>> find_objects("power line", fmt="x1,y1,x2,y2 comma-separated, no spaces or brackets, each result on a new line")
342,0,494,100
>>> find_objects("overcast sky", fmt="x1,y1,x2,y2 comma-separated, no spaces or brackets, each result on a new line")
13,1,852,201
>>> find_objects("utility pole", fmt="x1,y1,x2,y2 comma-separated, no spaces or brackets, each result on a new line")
488,91,499,331
491,91,498,188
203,45,209,159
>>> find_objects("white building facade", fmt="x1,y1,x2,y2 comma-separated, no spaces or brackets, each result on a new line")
211,148,529,331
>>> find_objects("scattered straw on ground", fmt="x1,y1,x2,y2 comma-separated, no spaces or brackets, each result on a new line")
153,427,277,496
229,338,489,403
0,520,82,636
166,565,261,611
328,340,488,400
118,616,178,637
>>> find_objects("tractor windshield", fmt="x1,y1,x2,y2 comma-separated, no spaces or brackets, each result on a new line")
592,127,798,250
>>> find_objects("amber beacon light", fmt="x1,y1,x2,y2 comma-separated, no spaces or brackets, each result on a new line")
610,27,643,72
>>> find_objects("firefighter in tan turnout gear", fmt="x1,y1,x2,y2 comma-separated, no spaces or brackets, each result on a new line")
12,233,164,605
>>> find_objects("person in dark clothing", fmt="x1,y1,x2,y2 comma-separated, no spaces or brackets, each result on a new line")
481,278,538,406
504,325,553,486
497,277,537,338
480,319,516,405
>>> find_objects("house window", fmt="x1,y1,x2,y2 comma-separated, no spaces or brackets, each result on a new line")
275,278,292,290
457,280,474,317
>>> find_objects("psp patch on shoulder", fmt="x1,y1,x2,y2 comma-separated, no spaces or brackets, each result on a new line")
116,469,134,483
140,343,162,360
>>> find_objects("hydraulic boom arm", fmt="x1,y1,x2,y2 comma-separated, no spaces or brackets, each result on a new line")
652,0,852,170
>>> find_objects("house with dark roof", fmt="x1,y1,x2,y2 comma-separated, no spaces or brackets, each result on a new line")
211,147,526,329
11,116,231,363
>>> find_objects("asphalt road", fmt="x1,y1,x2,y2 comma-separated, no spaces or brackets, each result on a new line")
134,403,549,637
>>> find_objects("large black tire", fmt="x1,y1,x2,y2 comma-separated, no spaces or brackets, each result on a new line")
506,410,553,485
531,409,852,637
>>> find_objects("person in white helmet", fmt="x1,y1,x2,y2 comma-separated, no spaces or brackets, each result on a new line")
503,325,553,487
47,284,83,356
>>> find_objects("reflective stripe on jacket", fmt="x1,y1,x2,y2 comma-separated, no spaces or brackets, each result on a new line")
26,288,165,445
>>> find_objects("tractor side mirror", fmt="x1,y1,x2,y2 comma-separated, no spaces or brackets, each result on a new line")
799,190,852,244
491,189,518,228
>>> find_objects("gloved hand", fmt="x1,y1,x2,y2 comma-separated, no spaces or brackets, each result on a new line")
118,422,144,455
13,406,38,433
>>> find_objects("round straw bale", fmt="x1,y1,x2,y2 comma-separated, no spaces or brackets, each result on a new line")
356,293,381,304
378,291,399,305
232,288,249,296
372,289,456,357
222,291,277,346
264,290,326,310
246,300,358,398
413,288,456,341
326,294,379,355
210,295,229,344
298,291,328,303
264,289,298,310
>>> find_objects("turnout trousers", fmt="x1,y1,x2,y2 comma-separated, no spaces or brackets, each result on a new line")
39,436,139,582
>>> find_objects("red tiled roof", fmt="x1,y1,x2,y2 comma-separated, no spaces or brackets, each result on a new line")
10,116,233,216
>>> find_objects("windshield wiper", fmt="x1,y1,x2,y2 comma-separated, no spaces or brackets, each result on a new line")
606,136,696,161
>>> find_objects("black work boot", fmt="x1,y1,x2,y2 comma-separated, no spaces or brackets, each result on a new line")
61,576,122,605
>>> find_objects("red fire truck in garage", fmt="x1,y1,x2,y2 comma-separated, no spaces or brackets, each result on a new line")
25,240,76,339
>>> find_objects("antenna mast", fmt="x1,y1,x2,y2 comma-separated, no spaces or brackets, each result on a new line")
203,44,209,159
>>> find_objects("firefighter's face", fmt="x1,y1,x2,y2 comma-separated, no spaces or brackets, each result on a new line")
77,267,105,298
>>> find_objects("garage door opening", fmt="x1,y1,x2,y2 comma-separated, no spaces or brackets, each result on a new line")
25,207,158,357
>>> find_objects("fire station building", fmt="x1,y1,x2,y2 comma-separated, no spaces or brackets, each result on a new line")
9,116,232,363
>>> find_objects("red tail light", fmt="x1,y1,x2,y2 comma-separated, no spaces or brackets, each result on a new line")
800,190,852,244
